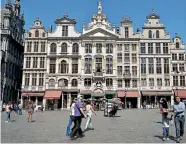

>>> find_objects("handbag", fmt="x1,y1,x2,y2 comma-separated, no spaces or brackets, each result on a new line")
76,104,85,118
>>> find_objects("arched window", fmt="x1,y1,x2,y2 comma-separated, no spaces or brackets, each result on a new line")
29,32,32,37
35,30,39,37
42,32,45,37
84,78,91,87
106,78,113,87
71,79,78,87
176,42,179,48
60,60,68,73
50,43,57,53
72,43,79,53
156,30,159,38
148,30,152,38
49,79,55,87
58,79,68,87
61,43,67,53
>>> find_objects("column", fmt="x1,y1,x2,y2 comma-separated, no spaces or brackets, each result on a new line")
21,97,23,105
61,92,64,109
67,93,72,109
29,97,31,101
171,95,174,106
137,97,141,109
43,99,46,111
36,97,38,106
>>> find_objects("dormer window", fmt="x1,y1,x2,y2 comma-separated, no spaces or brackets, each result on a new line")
62,26,68,36
28,33,32,37
125,27,129,38
42,32,45,37
156,30,159,38
176,42,179,48
35,30,39,37
148,30,152,38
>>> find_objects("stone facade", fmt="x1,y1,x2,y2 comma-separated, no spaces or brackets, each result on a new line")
21,2,185,109
1,0,25,103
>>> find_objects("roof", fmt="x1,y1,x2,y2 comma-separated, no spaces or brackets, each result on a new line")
146,9,160,19
55,15,76,24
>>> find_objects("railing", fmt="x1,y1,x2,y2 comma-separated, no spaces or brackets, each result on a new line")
123,73,131,79
94,72,103,77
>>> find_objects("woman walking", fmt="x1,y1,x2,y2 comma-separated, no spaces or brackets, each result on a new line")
27,101,34,122
5,102,11,122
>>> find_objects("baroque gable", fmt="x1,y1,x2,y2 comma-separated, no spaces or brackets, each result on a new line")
55,15,76,24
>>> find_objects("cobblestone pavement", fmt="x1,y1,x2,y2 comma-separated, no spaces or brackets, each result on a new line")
1,109,186,143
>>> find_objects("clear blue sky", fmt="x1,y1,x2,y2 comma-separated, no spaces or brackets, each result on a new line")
2,0,186,43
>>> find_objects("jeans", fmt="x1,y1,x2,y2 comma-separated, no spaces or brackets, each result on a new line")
85,113,92,129
163,127,169,137
70,116,83,138
66,116,73,136
19,109,22,115
5,112,10,121
175,116,185,138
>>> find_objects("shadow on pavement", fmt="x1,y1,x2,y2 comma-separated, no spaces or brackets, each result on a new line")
154,135,176,142
154,121,162,124
11,120,16,122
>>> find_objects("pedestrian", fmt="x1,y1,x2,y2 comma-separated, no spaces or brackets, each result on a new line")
143,101,146,109
5,102,11,122
84,100,96,132
172,96,185,143
18,102,22,115
70,95,86,140
2,103,6,112
27,101,34,122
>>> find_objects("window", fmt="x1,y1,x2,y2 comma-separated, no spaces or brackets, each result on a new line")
148,30,152,38
61,43,67,53
140,43,146,54
117,53,122,63
32,73,37,86
118,79,122,87
42,32,45,37
179,63,184,72
157,78,162,86
132,54,137,63
180,76,185,86
29,33,32,37
72,58,78,73
59,60,68,73
148,43,153,54
26,57,31,68
106,57,113,74
85,44,92,53
96,43,102,53
106,79,113,87
132,44,136,51
106,44,113,53
164,58,169,74
84,78,91,87
35,30,39,37
33,57,38,68
125,80,130,87
40,57,45,68
41,42,45,52
72,43,79,53
148,58,154,74
25,73,30,86
58,79,68,87
39,73,44,86
132,66,137,76
125,27,129,38
27,42,32,52
49,58,56,73
124,66,130,75
176,42,179,48
132,79,137,88
156,58,162,74
124,44,130,51
141,58,146,74
117,44,122,51
156,30,159,38
179,54,184,60
172,64,178,72
62,26,68,36
173,76,178,86
85,58,92,74
117,66,122,75
95,58,102,72
49,79,55,87
172,53,177,60
163,43,168,54
141,78,147,86
71,79,78,87
165,79,170,86
50,43,57,53
156,43,161,54
34,42,39,52
124,53,130,62
149,78,154,87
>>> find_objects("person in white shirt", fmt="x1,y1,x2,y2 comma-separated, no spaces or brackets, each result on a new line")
84,101,96,131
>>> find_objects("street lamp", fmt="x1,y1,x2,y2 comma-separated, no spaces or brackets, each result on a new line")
123,72,131,109
124,88,127,109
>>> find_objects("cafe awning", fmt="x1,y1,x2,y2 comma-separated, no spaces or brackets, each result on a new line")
21,92,44,97
141,91,172,96
44,90,62,100
118,90,140,98
174,89,186,98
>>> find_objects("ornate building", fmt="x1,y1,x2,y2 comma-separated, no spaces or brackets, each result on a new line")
21,2,185,109
1,0,25,103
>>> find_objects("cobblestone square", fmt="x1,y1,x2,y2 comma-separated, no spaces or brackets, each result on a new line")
1,109,186,143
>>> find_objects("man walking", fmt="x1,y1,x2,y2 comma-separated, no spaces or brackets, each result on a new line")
172,96,185,143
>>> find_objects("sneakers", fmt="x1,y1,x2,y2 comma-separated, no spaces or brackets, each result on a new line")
176,137,180,143
166,137,169,140
180,136,183,140
162,137,166,141
5,121,8,123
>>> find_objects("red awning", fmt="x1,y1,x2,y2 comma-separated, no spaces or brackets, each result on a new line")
174,89,186,98
44,90,62,100
21,93,44,97
142,91,172,96
118,90,140,98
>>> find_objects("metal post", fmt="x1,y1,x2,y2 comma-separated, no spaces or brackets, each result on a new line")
125,89,127,109
1,59,7,111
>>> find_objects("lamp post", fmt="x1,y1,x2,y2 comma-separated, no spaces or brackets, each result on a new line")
123,72,131,109
124,88,127,109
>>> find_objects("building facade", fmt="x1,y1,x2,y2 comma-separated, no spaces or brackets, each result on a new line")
1,0,25,103
21,2,186,109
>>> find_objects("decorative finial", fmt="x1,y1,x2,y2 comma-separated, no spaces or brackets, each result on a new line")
64,12,68,18
152,9,155,14
83,21,86,28
98,1,102,14
175,33,178,36
6,0,12,8
36,17,40,21
21,11,24,20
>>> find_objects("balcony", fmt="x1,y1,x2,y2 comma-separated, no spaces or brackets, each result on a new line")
93,72,103,77
123,73,131,79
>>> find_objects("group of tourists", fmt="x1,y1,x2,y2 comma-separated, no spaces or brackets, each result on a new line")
66,95,96,140
160,96,185,143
